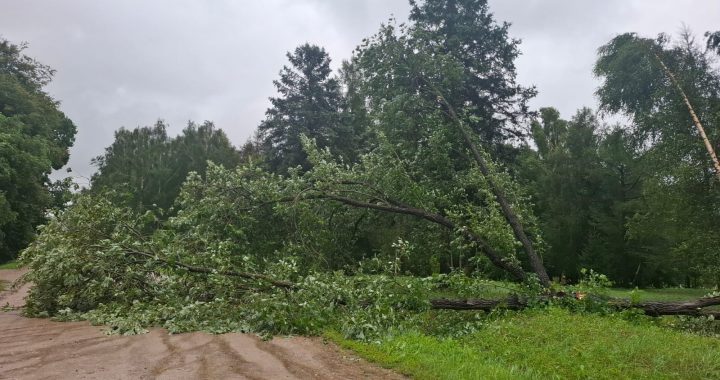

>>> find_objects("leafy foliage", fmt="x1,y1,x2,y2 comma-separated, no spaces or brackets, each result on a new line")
90,120,240,212
594,32,720,286
0,38,77,262
20,127,543,337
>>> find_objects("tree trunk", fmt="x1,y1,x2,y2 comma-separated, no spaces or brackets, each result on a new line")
430,295,530,311
653,51,720,182
609,296,720,317
431,295,720,317
431,89,551,287
320,193,529,283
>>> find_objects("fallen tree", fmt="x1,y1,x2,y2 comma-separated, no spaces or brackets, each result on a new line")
430,295,720,318
116,239,720,319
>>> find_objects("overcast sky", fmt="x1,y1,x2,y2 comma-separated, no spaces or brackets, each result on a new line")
1,0,718,184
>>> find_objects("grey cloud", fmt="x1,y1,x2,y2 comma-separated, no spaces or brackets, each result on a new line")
490,0,720,118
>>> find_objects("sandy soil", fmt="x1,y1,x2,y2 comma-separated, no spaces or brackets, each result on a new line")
0,269,404,380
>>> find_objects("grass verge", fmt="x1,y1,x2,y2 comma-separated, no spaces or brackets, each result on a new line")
327,308,720,379
607,287,712,302
0,260,20,270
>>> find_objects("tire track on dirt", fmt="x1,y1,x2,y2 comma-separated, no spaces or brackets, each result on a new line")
0,269,405,379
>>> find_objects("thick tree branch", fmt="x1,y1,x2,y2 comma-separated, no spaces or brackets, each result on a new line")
318,193,528,282
426,83,551,287
221,183,530,282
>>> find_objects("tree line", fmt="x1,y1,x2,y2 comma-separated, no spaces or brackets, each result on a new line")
4,0,720,289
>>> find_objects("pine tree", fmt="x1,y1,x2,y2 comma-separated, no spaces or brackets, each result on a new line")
257,44,346,173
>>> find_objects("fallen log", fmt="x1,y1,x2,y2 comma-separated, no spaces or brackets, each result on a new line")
430,294,531,311
430,294,720,318
609,296,720,317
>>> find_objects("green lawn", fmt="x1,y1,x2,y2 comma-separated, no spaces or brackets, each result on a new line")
0,260,20,270
430,278,713,304
0,261,21,292
329,308,720,379
607,287,712,302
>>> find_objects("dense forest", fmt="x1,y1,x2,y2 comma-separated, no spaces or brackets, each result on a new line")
3,0,720,343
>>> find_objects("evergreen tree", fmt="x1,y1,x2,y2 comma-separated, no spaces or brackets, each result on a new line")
583,128,644,285
409,0,536,158
523,108,602,279
257,44,348,173
522,108,649,284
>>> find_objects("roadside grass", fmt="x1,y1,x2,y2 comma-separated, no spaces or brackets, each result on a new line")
0,261,22,292
0,260,20,270
608,287,713,302
428,277,713,304
328,307,720,380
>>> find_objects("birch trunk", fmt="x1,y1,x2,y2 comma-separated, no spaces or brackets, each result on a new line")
653,52,720,181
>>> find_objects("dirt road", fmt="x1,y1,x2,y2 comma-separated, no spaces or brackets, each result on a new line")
0,269,404,379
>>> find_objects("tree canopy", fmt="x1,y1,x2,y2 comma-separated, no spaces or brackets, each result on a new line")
257,44,351,173
90,120,240,212
0,39,76,261
12,0,720,341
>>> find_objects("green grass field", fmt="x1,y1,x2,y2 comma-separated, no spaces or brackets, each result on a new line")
329,307,720,379
329,287,720,379
429,278,714,303
0,261,21,292
0,260,20,270
607,287,712,302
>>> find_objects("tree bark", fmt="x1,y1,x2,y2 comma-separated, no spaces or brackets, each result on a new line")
609,296,720,317
319,193,529,283
653,51,720,182
430,295,530,311
430,88,551,287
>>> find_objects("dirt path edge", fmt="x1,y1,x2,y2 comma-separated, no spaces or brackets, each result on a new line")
0,269,404,380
